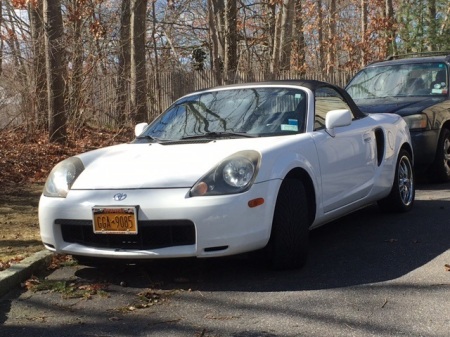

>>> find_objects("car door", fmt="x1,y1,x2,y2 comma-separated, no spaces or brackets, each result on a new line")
311,86,377,213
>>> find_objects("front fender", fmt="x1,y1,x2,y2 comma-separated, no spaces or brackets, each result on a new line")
256,136,321,218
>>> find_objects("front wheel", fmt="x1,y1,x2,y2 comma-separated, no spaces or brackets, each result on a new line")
429,128,450,182
378,149,415,212
266,179,310,270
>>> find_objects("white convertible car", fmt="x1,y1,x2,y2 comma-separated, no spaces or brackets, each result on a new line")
39,80,415,269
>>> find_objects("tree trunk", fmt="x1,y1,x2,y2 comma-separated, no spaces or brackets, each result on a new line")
150,0,161,118
326,0,336,75
385,0,397,56
427,0,437,51
0,1,3,76
116,0,131,125
68,0,84,127
224,0,237,83
271,5,282,73
361,0,367,66
208,0,225,84
279,0,295,71
44,0,67,143
295,0,306,74
29,1,48,129
130,0,148,123
264,2,276,74
317,0,325,71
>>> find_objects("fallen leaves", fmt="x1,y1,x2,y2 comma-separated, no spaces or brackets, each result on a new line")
116,288,179,312
47,254,78,270
0,125,133,187
23,276,109,299
445,264,450,272
0,255,26,271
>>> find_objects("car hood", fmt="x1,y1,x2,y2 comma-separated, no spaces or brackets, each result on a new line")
71,138,283,189
353,96,446,116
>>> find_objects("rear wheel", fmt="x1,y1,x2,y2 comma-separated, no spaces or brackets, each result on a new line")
429,128,450,182
378,149,414,212
267,179,309,270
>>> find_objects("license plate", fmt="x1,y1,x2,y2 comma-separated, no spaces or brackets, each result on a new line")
92,206,138,234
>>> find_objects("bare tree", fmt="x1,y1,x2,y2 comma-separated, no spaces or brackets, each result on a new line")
66,0,84,126
294,0,306,74
130,0,148,123
385,0,396,56
317,0,325,71
326,0,336,75
264,1,277,73
361,0,367,66
208,0,225,82
278,0,295,71
44,0,66,143
224,0,237,82
116,0,131,124
427,0,437,51
0,1,3,76
29,1,47,129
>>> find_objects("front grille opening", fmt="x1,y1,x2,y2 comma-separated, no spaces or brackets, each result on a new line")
58,219,195,250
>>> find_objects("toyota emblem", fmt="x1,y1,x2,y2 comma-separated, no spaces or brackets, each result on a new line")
113,193,127,201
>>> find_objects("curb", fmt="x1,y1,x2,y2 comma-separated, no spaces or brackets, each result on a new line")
0,250,54,298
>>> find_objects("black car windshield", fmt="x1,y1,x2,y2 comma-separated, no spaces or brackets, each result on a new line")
142,87,307,141
347,62,448,99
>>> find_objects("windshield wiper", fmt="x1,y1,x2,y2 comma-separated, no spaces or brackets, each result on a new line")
181,131,257,140
135,135,159,142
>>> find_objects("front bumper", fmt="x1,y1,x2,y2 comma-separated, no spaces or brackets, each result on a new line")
39,180,279,259
410,129,439,170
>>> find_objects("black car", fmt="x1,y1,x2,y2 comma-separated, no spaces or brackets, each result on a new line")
346,53,450,182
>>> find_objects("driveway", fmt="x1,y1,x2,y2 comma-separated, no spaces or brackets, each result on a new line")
1,183,450,337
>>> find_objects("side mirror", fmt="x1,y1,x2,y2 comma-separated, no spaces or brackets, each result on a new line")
325,109,352,137
134,122,148,137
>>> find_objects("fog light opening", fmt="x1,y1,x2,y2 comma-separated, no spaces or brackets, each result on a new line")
204,245,228,252
43,243,56,250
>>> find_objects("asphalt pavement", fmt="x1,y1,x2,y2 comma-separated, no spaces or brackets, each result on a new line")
1,183,449,336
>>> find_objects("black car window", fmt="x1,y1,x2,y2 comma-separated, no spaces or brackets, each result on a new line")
347,62,448,98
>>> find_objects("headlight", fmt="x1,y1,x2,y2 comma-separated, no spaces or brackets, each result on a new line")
403,114,428,130
43,157,85,198
190,150,261,197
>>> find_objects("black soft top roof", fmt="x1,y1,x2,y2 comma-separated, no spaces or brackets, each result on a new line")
209,79,336,92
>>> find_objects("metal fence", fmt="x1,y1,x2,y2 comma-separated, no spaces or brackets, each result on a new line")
147,70,354,115
92,69,355,126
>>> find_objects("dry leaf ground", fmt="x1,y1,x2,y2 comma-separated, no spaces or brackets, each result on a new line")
0,184,43,269
0,126,133,270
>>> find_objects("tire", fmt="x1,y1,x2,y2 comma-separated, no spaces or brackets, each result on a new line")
429,128,450,183
378,149,415,212
267,179,310,270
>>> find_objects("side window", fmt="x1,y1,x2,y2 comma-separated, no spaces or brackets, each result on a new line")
315,87,353,130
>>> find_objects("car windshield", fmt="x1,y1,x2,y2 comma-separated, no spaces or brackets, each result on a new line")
346,62,448,99
142,87,307,141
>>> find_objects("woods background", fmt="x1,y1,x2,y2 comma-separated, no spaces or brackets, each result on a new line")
0,0,449,143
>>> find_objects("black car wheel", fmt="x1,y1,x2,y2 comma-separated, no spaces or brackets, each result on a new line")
378,149,415,212
267,179,309,270
429,128,450,182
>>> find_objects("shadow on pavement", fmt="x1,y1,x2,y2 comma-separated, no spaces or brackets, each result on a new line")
72,194,450,293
